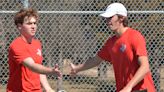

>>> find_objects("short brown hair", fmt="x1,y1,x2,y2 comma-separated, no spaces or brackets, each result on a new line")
14,8,38,26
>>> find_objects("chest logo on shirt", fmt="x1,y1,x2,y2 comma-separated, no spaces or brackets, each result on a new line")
120,44,126,52
36,49,42,56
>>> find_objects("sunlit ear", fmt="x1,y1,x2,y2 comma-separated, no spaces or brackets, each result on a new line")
119,17,124,22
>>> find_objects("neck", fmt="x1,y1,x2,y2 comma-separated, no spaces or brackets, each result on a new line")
21,35,33,44
115,26,128,36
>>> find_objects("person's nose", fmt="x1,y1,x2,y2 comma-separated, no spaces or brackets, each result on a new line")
31,23,36,29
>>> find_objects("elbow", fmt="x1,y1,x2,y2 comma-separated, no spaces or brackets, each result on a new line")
144,64,151,74
147,66,151,73
139,63,151,75
146,67,150,74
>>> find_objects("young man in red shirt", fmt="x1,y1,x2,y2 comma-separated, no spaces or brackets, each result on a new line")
70,3,156,92
7,8,61,92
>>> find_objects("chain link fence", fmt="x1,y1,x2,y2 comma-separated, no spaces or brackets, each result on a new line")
0,0,163,92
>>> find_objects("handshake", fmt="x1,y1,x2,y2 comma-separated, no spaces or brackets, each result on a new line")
52,59,80,80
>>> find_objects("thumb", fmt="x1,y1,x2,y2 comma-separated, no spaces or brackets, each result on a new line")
69,63,78,75
70,63,75,70
54,64,59,69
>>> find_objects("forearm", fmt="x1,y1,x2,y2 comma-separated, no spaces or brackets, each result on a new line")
125,56,150,89
29,63,54,74
76,56,102,72
40,74,53,91
126,64,150,88
23,57,54,74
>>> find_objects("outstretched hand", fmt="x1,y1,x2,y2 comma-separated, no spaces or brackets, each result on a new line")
70,63,78,76
53,64,62,79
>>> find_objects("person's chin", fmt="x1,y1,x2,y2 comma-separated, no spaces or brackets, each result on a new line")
109,25,113,29
31,33,36,36
31,35,35,37
109,27,114,31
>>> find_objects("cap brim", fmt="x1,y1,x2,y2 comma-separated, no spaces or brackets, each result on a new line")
100,12,115,18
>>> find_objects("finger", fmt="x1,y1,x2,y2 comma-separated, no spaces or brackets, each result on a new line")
70,63,74,69
55,64,59,69
57,72,62,79
69,63,75,73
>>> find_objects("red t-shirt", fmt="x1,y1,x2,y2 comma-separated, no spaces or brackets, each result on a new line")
98,28,155,92
7,37,43,92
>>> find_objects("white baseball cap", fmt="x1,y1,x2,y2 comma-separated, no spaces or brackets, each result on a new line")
100,3,127,18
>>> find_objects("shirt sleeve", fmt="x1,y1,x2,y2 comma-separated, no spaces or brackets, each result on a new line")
10,45,31,64
97,40,112,62
131,31,148,56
